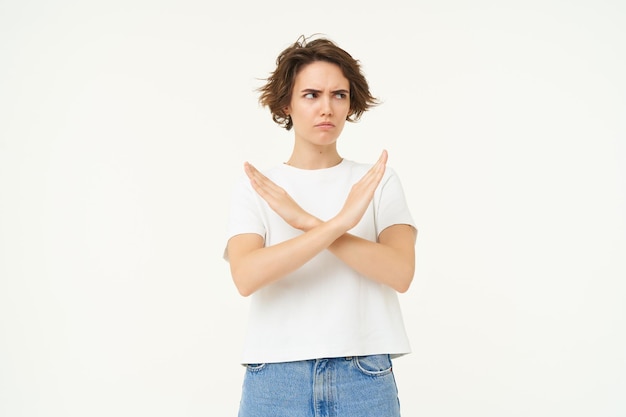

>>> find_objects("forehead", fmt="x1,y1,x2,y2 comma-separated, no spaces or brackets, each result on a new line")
294,61,349,89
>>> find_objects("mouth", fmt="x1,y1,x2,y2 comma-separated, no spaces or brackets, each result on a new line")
315,122,335,128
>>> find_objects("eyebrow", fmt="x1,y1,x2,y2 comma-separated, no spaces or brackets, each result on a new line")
300,88,350,94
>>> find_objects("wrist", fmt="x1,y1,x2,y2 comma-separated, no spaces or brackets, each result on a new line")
300,215,322,232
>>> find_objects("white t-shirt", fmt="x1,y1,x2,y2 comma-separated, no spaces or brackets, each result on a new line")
225,159,416,364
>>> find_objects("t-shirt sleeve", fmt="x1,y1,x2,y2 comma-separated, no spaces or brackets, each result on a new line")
223,175,266,261
374,167,416,238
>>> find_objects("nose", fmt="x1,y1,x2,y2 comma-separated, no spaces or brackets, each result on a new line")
320,96,333,116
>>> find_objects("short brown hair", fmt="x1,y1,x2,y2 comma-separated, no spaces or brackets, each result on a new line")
258,35,379,131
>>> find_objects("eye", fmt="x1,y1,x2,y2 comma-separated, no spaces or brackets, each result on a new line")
334,92,348,99
304,92,317,99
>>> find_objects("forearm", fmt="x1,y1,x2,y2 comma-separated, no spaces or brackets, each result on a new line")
328,233,415,292
234,152,397,295
303,219,415,292
229,218,347,296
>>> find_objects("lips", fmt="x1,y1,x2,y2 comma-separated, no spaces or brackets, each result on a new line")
315,122,335,128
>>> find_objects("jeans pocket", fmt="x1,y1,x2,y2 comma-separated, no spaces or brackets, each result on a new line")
354,354,393,377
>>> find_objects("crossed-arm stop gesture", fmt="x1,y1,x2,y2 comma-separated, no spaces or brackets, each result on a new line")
244,150,388,232
228,150,415,296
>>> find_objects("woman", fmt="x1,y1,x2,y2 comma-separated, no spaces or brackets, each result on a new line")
225,35,417,417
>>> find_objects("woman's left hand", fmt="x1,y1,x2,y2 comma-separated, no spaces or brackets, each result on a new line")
244,162,319,231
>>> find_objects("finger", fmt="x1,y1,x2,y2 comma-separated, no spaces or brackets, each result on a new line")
245,162,272,195
244,162,288,203
379,149,388,165
243,161,257,180
372,150,388,172
244,162,265,181
353,157,386,198
369,150,387,172
245,163,275,190
362,150,388,184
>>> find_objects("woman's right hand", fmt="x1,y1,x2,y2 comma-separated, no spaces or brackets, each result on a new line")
244,161,319,231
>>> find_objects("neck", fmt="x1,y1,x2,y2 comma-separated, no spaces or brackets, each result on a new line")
285,152,343,170
285,143,342,170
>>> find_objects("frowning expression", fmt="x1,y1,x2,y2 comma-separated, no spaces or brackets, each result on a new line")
286,61,351,148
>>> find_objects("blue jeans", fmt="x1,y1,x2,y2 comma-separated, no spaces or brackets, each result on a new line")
238,355,402,417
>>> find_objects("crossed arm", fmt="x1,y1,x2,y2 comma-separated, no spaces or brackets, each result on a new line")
226,150,417,297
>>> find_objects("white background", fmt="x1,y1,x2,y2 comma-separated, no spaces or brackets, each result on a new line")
1,1,625,416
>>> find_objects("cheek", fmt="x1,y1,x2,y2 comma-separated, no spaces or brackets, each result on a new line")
340,102,352,117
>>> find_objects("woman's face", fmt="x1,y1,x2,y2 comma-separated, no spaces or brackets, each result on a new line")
286,61,351,148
